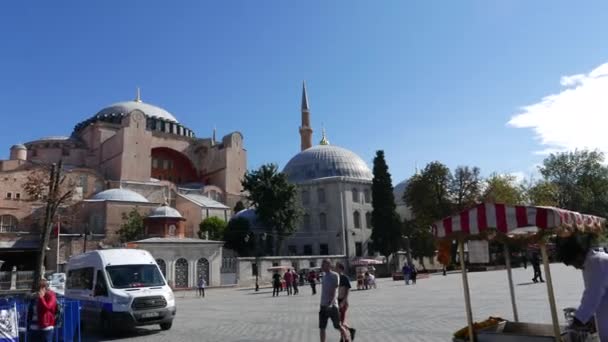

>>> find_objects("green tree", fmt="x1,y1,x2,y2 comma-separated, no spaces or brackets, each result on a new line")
404,162,453,227
223,217,255,256
198,216,227,240
482,173,525,205
538,149,608,215
522,179,559,206
241,164,301,255
118,208,145,242
370,151,402,267
233,201,245,213
451,166,482,211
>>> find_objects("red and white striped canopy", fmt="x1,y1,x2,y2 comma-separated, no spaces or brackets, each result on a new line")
432,203,605,239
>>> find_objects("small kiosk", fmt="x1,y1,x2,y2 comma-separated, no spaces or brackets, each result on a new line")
433,203,604,341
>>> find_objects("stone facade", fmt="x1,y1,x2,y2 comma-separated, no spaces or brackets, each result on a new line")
284,177,373,258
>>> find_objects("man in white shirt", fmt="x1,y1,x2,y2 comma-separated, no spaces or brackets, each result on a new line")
319,259,350,342
558,234,608,340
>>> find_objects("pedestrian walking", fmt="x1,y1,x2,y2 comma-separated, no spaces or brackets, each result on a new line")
318,259,350,342
521,253,528,269
336,262,356,341
402,264,411,285
292,270,299,295
28,279,58,342
284,268,294,295
309,270,317,295
410,263,417,285
531,253,544,283
197,276,206,297
272,271,282,297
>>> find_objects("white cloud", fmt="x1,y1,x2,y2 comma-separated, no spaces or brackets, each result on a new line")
508,62,608,155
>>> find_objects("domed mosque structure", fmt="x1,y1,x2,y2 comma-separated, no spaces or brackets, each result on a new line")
278,83,375,258
0,89,242,287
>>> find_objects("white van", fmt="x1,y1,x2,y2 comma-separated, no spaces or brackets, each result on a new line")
65,249,175,332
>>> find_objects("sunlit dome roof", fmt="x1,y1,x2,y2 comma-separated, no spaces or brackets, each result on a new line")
95,100,178,123
11,144,26,150
282,145,372,183
148,204,183,218
91,189,149,203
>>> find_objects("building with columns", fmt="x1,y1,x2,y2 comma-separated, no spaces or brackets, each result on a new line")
0,91,245,285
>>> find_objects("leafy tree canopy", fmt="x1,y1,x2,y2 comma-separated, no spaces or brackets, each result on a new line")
198,216,227,240
118,208,145,242
241,164,301,255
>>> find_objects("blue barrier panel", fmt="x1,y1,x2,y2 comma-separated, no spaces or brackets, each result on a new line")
4,296,81,342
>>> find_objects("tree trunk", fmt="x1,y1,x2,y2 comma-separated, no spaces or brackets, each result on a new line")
32,162,61,290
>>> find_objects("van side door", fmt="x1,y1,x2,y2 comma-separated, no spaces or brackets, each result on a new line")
93,270,110,318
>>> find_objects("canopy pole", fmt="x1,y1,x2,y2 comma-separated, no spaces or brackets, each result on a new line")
459,240,475,342
540,240,561,341
503,243,519,322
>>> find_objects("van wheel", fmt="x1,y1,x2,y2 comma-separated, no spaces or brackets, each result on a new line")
160,322,172,331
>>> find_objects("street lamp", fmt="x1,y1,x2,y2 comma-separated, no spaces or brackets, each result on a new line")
245,232,266,292
402,235,413,266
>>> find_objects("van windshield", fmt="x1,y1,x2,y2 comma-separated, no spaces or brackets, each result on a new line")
105,264,165,289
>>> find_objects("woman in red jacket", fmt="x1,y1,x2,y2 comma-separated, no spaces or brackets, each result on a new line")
30,279,57,342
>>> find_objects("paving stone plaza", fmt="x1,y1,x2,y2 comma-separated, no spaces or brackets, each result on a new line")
82,263,586,342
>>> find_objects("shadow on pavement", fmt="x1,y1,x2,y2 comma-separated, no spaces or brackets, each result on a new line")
81,327,162,341
517,281,539,286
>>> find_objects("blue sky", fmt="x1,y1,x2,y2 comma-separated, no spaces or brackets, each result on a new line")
2,1,608,185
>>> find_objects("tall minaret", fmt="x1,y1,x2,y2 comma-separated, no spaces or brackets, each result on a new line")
299,81,313,151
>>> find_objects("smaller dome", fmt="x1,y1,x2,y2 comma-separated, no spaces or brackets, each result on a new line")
233,208,265,230
91,189,149,203
11,144,26,150
148,205,183,219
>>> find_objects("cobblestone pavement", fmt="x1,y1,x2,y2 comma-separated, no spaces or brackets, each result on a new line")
83,264,585,342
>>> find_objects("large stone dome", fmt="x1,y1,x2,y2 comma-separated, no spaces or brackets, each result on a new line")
393,179,408,204
282,145,372,183
95,100,178,123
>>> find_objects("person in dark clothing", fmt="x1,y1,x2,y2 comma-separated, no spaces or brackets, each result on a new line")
309,270,317,295
292,270,299,295
272,272,282,297
531,253,545,283
521,254,528,269
410,264,418,285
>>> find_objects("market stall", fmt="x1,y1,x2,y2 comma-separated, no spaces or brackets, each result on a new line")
433,203,605,342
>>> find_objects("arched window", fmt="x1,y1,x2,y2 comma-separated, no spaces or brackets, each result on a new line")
174,258,189,288
319,213,327,231
0,215,18,233
364,189,371,203
352,188,359,203
365,212,372,228
197,258,210,285
317,188,326,203
156,259,167,277
353,211,361,229
301,190,310,205
302,214,311,230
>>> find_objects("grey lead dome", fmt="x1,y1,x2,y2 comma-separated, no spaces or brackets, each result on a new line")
95,100,179,123
282,145,372,183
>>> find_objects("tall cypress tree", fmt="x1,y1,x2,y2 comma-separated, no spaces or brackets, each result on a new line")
370,151,402,268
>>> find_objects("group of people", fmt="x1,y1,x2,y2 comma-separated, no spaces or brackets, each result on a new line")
402,263,418,285
272,269,300,297
355,271,376,290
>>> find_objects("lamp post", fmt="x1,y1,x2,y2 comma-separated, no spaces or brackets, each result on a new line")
245,232,266,292
402,235,413,266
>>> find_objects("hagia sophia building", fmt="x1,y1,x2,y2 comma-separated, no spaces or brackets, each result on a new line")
0,90,245,285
